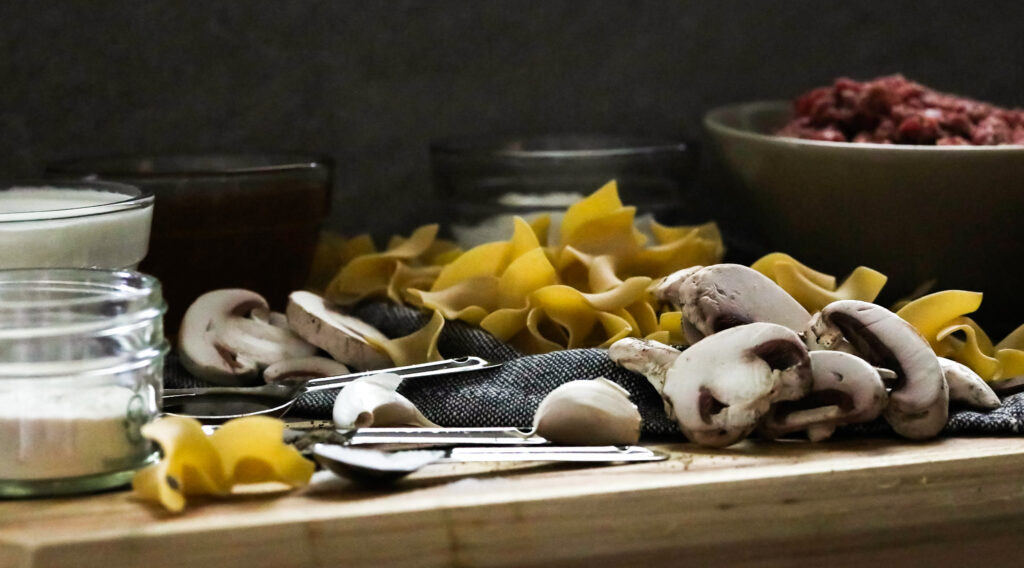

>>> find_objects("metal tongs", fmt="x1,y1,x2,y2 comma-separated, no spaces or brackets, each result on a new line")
200,423,668,485
163,356,499,422
312,443,667,483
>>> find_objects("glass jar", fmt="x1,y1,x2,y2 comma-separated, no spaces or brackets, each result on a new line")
0,269,168,498
430,135,699,247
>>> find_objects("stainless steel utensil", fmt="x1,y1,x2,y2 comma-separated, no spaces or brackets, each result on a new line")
162,356,499,422
312,443,668,483
341,427,548,446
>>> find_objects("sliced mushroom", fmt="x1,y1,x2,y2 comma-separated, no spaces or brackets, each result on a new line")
607,337,681,397
178,289,317,386
532,378,642,446
263,356,351,384
332,373,438,429
760,350,888,442
654,264,812,344
939,357,1000,410
286,291,393,371
804,311,858,354
251,307,291,330
610,323,812,448
813,300,948,440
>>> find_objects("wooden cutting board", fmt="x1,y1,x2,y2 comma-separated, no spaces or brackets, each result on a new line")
3,436,1024,568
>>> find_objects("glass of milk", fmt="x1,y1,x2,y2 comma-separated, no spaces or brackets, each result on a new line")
0,180,154,269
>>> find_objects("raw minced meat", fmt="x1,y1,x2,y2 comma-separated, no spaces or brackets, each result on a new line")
776,75,1024,145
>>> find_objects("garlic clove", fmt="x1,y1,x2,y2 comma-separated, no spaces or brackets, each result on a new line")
939,357,1001,410
332,373,439,429
532,377,642,446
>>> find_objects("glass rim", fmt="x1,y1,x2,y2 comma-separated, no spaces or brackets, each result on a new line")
0,268,163,312
704,100,1024,151
430,134,692,159
45,153,333,178
0,179,153,223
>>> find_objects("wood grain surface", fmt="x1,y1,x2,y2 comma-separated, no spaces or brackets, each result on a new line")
4,436,1024,568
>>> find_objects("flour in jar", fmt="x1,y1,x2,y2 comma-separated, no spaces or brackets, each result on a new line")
0,385,149,480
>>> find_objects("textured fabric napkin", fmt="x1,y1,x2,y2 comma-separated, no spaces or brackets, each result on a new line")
163,301,1024,438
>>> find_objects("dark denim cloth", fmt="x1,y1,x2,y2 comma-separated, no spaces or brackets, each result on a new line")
164,301,1024,438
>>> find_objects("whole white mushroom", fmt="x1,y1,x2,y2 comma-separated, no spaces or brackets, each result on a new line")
609,323,812,447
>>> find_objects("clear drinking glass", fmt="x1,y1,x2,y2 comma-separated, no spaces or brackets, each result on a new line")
46,155,332,337
0,269,168,497
430,135,698,246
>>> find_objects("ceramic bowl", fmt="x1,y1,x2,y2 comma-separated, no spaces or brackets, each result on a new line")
704,100,1024,335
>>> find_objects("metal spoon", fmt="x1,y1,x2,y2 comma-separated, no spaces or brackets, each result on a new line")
312,443,668,484
162,356,499,422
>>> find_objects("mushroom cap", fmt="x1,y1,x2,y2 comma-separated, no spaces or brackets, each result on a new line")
760,350,888,441
662,322,812,447
652,265,705,306
939,357,1001,410
655,264,811,344
178,289,317,385
818,300,947,440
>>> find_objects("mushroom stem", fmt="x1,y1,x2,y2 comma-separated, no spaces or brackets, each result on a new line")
607,338,680,395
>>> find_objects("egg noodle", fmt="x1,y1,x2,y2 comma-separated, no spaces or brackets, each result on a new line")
311,180,1023,380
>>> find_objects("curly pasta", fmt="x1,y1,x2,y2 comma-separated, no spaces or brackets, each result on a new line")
897,291,1024,381
751,252,887,313
132,416,314,513
319,181,723,354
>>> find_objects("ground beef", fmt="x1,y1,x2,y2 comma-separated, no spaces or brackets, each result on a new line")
776,75,1024,145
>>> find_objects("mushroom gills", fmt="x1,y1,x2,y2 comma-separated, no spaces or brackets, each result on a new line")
178,289,317,386
815,300,947,440
614,323,812,448
760,350,887,442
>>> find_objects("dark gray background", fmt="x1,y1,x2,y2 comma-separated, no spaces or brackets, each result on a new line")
3,1,1022,238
